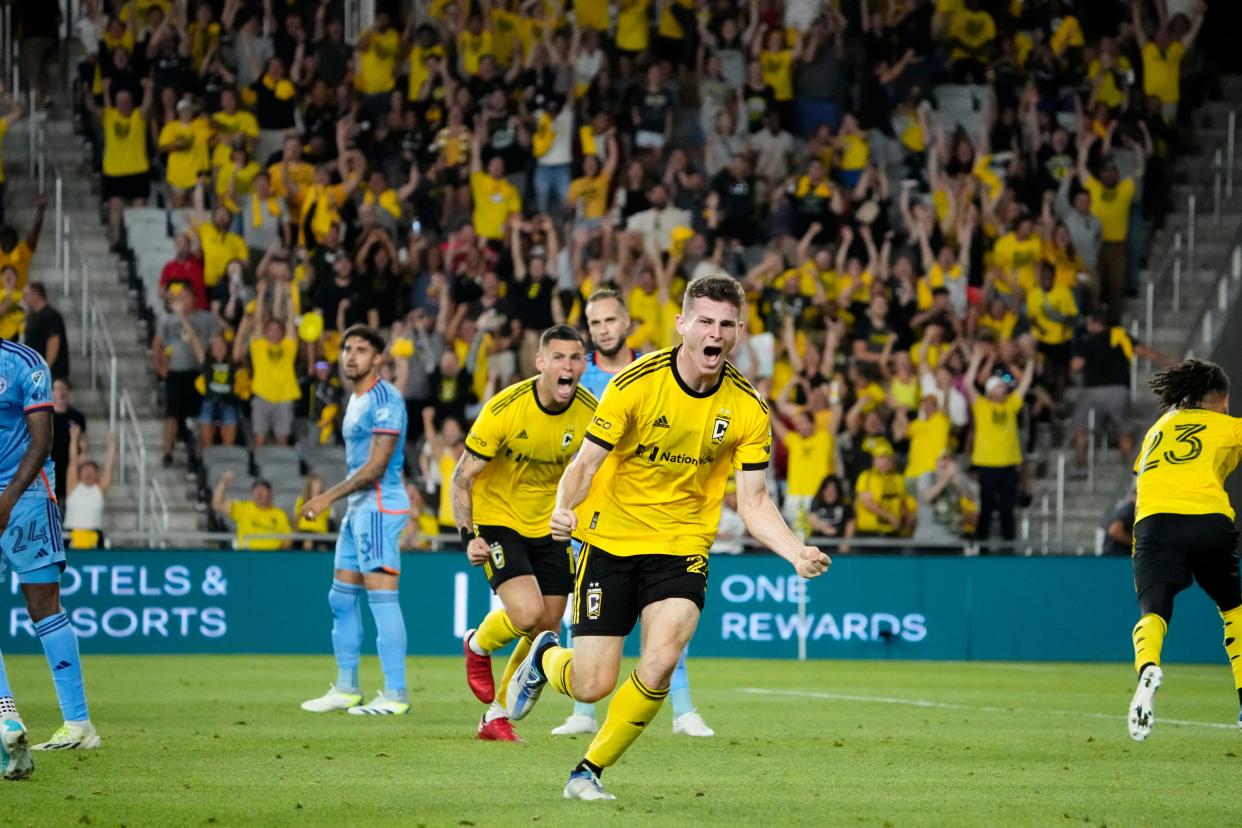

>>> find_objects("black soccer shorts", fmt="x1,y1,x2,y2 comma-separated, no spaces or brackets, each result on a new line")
1132,512,1241,620
570,542,708,637
476,524,574,597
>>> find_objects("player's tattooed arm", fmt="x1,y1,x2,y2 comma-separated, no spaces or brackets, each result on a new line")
0,410,52,530
450,451,493,565
303,434,399,520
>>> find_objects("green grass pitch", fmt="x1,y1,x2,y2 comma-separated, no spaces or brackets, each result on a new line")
5,655,1241,826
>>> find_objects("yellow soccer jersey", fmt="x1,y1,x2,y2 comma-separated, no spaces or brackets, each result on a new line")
1134,408,1242,524
577,349,772,557
465,377,598,537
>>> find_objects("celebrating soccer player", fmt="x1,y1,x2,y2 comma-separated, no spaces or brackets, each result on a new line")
0,341,98,780
299,326,411,716
551,290,714,739
1127,359,1242,740
452,325,597,741
505,274,831,800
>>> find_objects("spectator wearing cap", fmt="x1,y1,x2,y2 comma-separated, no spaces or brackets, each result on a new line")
23,281,68,380
160,232,208,310
963,342,1034,548
153,285,220,467
158,96,212,208
211,471,292,550
235,279,300,446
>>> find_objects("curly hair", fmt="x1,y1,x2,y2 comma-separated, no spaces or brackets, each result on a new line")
1148,359,1230,411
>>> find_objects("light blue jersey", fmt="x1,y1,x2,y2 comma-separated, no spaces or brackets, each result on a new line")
335,378,409,576
341,378,409,514
579,348,639,399
0,340,55,500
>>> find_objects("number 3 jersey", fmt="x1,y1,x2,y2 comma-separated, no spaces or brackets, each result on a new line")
342,378,409,514
578,347,772,557
0,341,55,501
1134,407,1242,524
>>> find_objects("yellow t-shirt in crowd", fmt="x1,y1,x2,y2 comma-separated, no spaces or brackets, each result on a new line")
210,110,259,168
574,0,609,31
658,0,693,39
949,9,996,62
1026,285,1078,345
576,350,772,557
438,451,457,527
0,287,23,339
567,173,611,219
971,393,1023,468
196,223,249,287
854,468,908,535
357,27,401,94
1134,408,1242,523
1142,40,1185,105
0,241,34,289
457,30,495,77
1084,175,1136,243
228,500,292,550
470,171,521,240
839,133,870,172
463,377,599,537
761,50,794,101
905,412,951,479
783,426,835,498
1088,57,1132,111
294,495,330,534
159,117,213,190
249,336,301,403
407,44,446,100
616,0,652,52
102,108,150,178
992,232,1042,292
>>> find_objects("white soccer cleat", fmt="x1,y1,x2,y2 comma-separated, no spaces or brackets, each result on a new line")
1128,665,1163,741
32,722,100,751
347,691,411,716
1,718,33,779
300,685,363,713
551,713,599,736
564,769,615,801
672,710,715,737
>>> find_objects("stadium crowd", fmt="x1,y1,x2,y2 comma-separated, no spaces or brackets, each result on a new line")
56,0,1217,550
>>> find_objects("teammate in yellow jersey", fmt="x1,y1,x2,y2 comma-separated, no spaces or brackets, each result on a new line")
451,325,596,743
505,275,831,801
1127,359,1242,741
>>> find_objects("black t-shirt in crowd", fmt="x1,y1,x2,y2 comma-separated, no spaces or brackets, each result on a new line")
25,306,68,379
1072,327,1134,388
52,405,86,504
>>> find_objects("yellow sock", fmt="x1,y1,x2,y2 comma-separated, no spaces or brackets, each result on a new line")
475,608,525,653
495,636,532,708
584,671,668,769
1220,606,1242,695
1132,612,1168,674
543,645,575,697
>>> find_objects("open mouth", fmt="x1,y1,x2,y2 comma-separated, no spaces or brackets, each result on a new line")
703,346,723,363
555,375,575,397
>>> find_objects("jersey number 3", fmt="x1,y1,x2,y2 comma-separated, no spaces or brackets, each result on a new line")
1140,423,1206,472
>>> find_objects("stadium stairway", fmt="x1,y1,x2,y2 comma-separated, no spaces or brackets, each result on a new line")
11,111,199,543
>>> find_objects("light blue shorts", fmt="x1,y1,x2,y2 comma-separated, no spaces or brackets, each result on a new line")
1,495,65,581
333,510,405,575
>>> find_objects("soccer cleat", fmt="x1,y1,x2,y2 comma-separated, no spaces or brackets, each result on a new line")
1128,665,1163,741
672,710,715,737
32,722,100,751
1,718,33,780
348,692,411,716
563,768,615,801
551,713,599,736
300,685,363,713
505,630,559,721
464,629,496,704
477,714,522,742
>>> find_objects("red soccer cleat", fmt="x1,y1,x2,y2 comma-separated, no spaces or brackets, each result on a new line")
477,714,522,742
464,629,496,703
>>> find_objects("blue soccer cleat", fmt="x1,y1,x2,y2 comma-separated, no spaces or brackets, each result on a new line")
563,768,615,801
505,630,559,721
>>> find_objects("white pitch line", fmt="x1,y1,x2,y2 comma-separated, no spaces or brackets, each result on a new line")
739,687,1237,731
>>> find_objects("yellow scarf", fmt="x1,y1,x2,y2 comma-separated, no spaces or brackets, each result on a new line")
533,113,554,158
578,125,598,158
262,74,295,100
251,195,282,228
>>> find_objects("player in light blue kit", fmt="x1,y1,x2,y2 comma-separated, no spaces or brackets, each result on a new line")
0,341,98,780
298,325,411,716
550,289,714,738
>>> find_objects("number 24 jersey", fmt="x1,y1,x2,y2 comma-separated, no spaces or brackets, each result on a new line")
1134,407,1242,523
